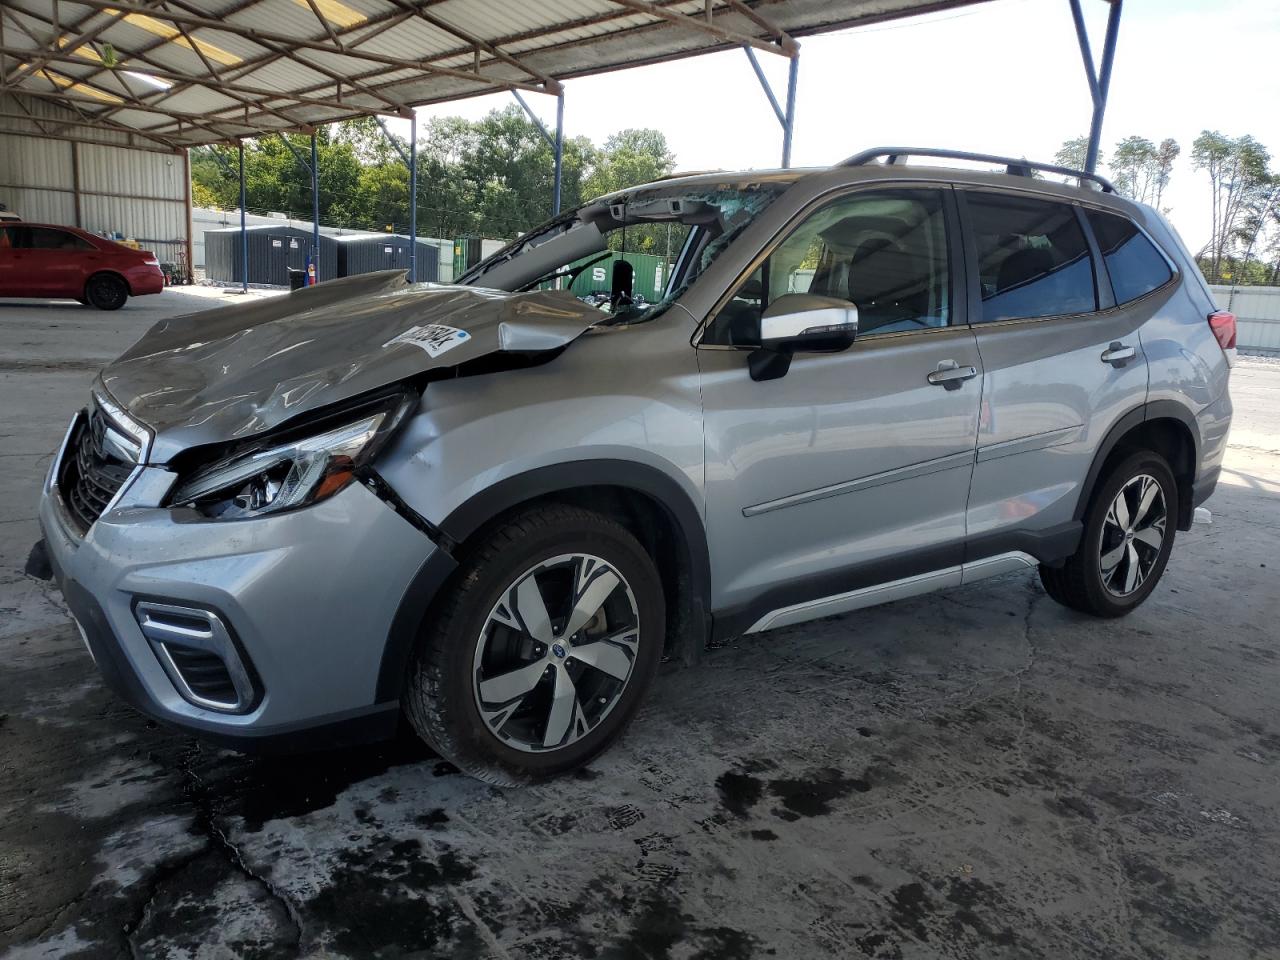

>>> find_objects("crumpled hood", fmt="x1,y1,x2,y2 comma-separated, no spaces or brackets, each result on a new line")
100,270,602,463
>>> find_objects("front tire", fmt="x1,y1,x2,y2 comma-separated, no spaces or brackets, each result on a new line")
1040,450,1177,617
85,273,128,310
403,505,665,786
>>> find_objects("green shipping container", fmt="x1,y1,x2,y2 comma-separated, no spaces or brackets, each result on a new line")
564,252,669,302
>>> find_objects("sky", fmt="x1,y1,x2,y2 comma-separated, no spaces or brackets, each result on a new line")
404,0,1280,253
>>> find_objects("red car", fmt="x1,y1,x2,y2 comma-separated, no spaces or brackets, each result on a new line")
0,223,165,310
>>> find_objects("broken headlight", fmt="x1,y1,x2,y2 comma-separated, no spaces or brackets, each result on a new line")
169,390,416,520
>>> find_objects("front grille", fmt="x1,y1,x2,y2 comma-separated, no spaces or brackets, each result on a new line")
58,410,135,534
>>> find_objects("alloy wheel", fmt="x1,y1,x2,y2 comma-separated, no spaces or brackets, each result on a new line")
1099,473,1167,597
471,553,640,753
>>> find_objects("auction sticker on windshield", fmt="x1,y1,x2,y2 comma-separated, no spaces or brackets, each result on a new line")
383,324,471,358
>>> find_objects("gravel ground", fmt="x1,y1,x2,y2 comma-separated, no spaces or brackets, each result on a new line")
1,291,1278,959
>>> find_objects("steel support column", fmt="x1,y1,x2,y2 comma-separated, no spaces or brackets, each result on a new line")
373,115,418,280
512,88,564,216
409,111,417,283
238,140,247,294
311,132,320,282
783,54,798,169
553,91,564,216
744,45,800,168
1069,0,1123,175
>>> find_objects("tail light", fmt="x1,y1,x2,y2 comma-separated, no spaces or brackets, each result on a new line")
1208,311,1236,351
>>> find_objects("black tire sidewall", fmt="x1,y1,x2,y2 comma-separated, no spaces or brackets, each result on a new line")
418,513,664,782
1079,451,1178,616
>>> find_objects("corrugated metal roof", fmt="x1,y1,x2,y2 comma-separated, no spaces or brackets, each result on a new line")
0,0,991,150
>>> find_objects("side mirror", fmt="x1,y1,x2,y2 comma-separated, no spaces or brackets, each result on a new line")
750,293,859,382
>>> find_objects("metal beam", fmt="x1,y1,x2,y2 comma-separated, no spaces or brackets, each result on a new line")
606,0,797,57
374,116,412,168
278,132,312,175
743,45,800,167
389,0,563,94
1068,0,1123,175
409,112,417,283
511,89,555,150
782,54,798,169
511,89,565,216
311,131,320,283
553,92,564,216
238,140,248,294
65,1,558,95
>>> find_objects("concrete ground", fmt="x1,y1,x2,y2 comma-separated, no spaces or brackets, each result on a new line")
1,291,1278,960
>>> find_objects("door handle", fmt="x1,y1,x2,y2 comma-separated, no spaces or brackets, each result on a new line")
927,360,978,390
1101,342,1136,367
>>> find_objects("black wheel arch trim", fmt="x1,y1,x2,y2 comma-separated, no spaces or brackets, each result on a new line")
1075,400,1201,531
377,459,713,701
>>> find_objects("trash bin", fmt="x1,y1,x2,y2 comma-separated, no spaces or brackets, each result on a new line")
288,268,306,291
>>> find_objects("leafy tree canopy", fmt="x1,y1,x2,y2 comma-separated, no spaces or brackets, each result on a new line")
192,107,675,246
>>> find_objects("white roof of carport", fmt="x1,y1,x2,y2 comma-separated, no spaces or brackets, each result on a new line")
0,0,992,150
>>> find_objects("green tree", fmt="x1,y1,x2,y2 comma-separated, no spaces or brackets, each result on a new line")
1111,136,1158,203
1191,131,1271,281
1054,135,1101,172
1153,138,1180,210
188,111,678,250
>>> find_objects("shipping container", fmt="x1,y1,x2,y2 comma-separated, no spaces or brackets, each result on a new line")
563,252,670,303
204,225,340,285
453,236,483,278
335,234,440,282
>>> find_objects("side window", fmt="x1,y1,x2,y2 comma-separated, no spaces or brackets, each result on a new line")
26,227,93,251
966,193,1096,322
1086,210,1173,304
705,189,950,345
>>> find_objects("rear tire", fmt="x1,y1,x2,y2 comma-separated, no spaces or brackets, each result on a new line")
85,273,128,310
403,504,665,786
1040,450,1177,618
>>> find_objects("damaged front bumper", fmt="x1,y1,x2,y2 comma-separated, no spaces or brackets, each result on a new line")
37,425,450,752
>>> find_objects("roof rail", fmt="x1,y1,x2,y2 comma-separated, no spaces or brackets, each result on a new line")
839,147,1116,194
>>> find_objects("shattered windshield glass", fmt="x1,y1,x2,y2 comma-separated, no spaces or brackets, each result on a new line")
459,179,789,324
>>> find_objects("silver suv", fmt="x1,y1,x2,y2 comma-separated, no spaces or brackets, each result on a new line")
37,148,1234,785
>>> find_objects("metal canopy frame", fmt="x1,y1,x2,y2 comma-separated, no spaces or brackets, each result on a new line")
1,0,1127,291
0,1,953,150
1068,0,1123,175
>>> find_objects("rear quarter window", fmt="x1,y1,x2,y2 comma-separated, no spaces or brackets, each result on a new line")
1086,210,1173,304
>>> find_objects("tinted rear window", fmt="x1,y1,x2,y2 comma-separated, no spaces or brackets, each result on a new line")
1087,210,1173,304
26,227,95,251
966,193,1097,322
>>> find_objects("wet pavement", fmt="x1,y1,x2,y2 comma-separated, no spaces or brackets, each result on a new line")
2,292,1279,959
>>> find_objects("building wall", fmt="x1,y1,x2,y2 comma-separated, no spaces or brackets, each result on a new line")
0,95,190,268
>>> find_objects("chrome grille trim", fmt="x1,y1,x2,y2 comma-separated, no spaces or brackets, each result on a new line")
91,388,150,464
135,601,258,714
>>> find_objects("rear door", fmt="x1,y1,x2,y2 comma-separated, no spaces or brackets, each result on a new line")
958,190,1149,559
696,186,984,628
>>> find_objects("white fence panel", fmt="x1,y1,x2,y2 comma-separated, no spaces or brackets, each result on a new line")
1209,285,1280,353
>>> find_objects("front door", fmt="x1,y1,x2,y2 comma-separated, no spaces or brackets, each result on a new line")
696,186,983,632
11,226,97,298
